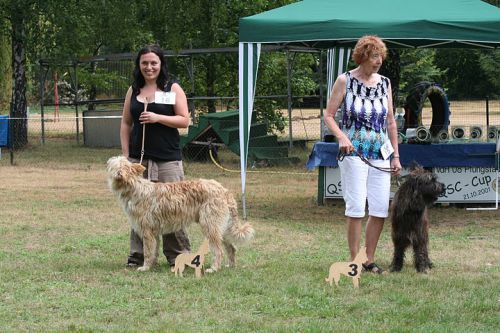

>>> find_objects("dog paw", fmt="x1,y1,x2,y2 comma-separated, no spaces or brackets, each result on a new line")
417,267,431,274
137,266,150,272
205,267,218,273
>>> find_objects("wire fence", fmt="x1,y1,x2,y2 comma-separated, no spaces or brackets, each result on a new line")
1,97,499,167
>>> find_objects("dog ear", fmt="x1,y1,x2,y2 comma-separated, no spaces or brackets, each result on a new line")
132,163,146,175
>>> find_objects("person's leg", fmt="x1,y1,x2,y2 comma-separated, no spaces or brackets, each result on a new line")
347,217,363,260
157,160,191,266
127,229,144,266
339,157,368,260
162,231,191,266
365,215,385,263
365,159,391,272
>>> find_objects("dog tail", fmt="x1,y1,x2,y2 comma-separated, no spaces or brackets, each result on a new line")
223,193,255,245
226,203,255,244
227,221,255,245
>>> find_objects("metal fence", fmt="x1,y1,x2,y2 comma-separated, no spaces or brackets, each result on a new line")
1,97,499,166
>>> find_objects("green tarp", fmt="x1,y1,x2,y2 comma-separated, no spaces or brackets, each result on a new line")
238,0,500,217
240,0,500,48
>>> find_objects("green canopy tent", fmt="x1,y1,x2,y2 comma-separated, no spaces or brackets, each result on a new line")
238,0,500,217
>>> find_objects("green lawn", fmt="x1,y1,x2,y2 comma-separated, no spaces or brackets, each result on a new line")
0,143,498,332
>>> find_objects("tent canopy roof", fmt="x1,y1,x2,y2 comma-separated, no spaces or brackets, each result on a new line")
239,0,500,48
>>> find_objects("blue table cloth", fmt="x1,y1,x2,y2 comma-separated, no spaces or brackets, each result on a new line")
306,142,498,170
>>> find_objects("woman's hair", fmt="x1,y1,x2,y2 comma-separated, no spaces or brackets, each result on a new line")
132,44,169,93
351,35,387,65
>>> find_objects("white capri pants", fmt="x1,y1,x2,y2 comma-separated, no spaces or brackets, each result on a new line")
338,157,391,218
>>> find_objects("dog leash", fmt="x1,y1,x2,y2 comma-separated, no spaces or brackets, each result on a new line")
139,98,148,165
337,150,396,173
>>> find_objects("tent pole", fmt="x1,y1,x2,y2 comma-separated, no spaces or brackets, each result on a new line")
319,50,324,139
287,50,293,149
242,193,247,220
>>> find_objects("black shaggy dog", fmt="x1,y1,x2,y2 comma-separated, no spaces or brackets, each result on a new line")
390,165,445,273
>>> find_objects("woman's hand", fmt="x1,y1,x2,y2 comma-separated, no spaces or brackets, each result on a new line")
391,157,402,176
338,134,354,154
139,111,158,124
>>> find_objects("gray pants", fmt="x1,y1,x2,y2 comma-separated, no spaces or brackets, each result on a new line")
128,159,191,266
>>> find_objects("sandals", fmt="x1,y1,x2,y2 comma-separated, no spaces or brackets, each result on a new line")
362,262,385,274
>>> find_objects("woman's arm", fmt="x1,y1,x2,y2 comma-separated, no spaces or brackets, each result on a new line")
120,87,134,157
324,74,353,154
139,83,190,129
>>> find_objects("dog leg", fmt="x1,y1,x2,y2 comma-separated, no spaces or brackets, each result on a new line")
390,237,409,272
205,237,223,273
420,213,432,270
139,229,159,272
223,240,236,268
173,265,179,277
199,202,225,273
412,242,430,273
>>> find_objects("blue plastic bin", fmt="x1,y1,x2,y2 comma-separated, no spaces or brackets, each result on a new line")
0,115,9,147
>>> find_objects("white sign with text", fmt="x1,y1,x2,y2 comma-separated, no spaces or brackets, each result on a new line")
324,166,498,203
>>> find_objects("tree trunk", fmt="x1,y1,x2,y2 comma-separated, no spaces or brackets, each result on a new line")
11,19,28,148
0,35,12,111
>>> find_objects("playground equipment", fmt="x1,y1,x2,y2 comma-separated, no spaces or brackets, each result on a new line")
403,81,450,139
180,109,300,165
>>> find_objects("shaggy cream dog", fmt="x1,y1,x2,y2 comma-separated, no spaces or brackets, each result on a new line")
107,156,254,272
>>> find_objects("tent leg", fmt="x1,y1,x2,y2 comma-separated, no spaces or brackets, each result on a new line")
242,193,247,220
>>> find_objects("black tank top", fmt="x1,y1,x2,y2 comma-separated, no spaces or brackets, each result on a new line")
128,82,181,162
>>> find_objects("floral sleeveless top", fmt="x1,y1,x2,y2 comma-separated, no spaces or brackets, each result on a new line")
341,71,390,160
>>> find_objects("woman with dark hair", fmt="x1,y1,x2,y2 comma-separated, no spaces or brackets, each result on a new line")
324,35,402,274
120,44,191,268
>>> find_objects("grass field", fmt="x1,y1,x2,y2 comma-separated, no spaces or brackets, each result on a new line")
0,142,499,332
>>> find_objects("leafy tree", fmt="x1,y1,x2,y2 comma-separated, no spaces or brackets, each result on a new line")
434,49,493,99
379,49,401,106
39,0,148,109
0,0,41,147
478,50,500,98
255,51,317,133
0,0,150,146
399,49,444,95
138,0,297,115
483,0,499,7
